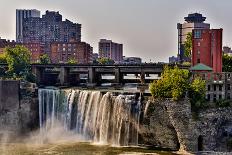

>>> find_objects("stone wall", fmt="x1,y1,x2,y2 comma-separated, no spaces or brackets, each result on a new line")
0,80,20,111
0,80,38,141
140,98,232,153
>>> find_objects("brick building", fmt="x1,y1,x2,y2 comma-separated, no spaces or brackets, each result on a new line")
99,39,123,63
192,29,223,73
0,38,43,62
177,13,210,62
22,10,81,54
51,41,93,64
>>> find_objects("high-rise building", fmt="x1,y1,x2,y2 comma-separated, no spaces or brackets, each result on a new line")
99,39,123,63
177,13,210,62
192,29,223,73
16,9,40,43
50,41,93,64
22,10,81,53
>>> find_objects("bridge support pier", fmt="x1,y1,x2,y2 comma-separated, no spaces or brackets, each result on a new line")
140,71,145,84
59,67,69,86
88,67,96,87
32,67,43,85
115,68,123,85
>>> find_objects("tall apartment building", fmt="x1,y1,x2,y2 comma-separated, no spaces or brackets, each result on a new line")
50,41,93,64
99,39,123,63
16,9,40,43
192,29,223,73
22,10,81,53
177,13,210,62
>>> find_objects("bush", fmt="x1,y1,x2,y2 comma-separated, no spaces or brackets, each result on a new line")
216,99,230,108
149,66,190,100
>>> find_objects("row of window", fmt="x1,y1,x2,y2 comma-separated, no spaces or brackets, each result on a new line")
207,84,231,91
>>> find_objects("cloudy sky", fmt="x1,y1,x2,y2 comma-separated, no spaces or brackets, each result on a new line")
0,0,231,62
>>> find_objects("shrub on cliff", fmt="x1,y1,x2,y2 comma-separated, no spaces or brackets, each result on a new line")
149,66,190,100
189,76,206,109
149,66,206,103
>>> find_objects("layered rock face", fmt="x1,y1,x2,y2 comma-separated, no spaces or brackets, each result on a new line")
140,98,232,153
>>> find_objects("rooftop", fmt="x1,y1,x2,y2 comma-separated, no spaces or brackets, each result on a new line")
190,63,213,71
184,13,206,23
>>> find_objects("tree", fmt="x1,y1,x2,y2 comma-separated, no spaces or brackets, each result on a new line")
97,57,114,65
0,53,7,63
149,66,206,103
4,45,31,76
223,54,232,72
149,66,190,100
39,54,50,64
189,76,206,109
184,32,192,58
97,57,115,65
67,57,78,64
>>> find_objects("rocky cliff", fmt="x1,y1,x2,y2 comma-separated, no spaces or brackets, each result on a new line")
140,98,232,153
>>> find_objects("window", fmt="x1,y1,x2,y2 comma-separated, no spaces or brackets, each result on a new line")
228,84,230,90
219,95,222,99
197,50,200,55
214,85,217,91
219,85,222,91
228,93,231,100
207,94,210,101
197,59,200,63
198,42,201,47
194,30,202,39
208,85,211,91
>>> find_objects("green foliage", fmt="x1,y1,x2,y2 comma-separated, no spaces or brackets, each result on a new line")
39,54,50,64
97,57,115,65
0,53,7,63
4,45,31,76
149,66,190,101
189,77,206,110
150,66,206,107
223,54,232,72
182,61,191,66
227,137,232,150
184,32,192,58
216,99,230,108
67,58,78,64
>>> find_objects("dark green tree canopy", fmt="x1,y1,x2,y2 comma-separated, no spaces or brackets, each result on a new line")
5,45,31,76
67,57,78,64
222,54,232,72
149,66,206,102
184,32,192,58
97,57,115,65
39,54,51,64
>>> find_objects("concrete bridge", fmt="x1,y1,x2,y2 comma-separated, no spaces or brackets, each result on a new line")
31,63,189,86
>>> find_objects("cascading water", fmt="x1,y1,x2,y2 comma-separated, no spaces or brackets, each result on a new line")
38,88,141,146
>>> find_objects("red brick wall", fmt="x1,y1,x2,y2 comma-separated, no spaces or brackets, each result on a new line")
192,29,222,73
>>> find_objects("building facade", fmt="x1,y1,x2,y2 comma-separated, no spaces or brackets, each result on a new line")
99,39,123,63
51,41,93,64
16,9,40,43
192,72,232,102
22,10,81,53
192,29,223,73
0,38,43,62
177,13,210,62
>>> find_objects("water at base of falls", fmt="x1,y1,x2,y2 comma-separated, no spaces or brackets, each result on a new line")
38,88,141,146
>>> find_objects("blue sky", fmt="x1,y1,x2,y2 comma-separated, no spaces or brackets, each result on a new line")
0,0,231,62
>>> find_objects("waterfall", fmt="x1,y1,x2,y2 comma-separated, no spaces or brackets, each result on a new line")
38,88,141,146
